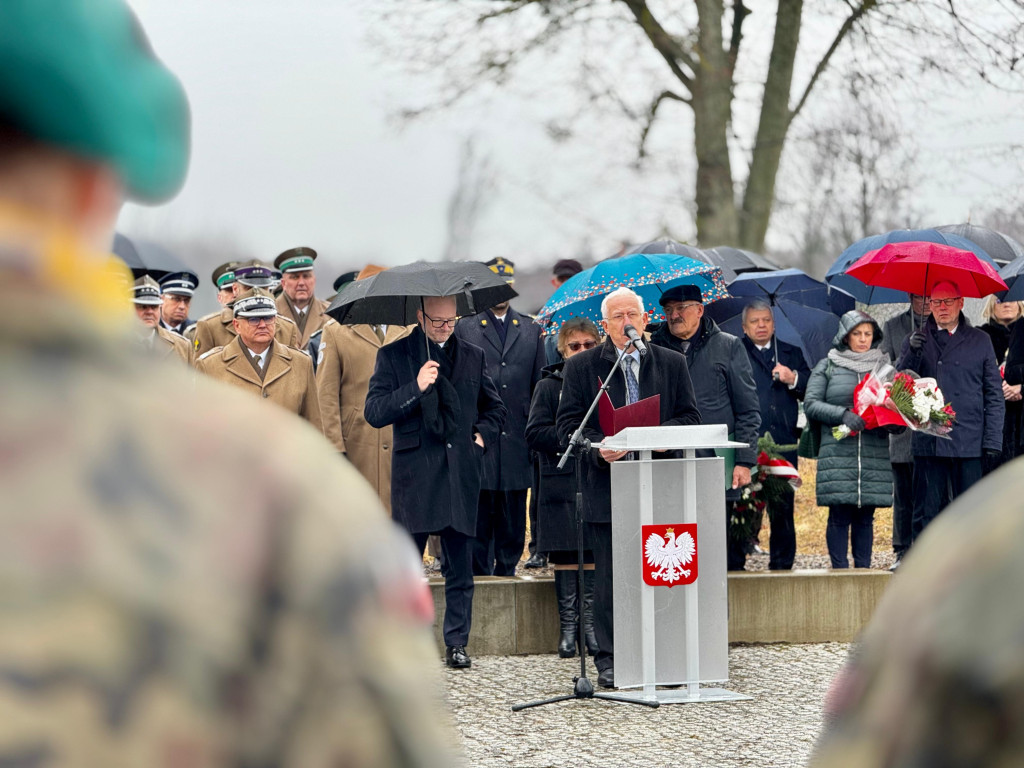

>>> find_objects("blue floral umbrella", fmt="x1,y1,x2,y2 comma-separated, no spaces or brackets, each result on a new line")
536,253,730,336
825,228,998,304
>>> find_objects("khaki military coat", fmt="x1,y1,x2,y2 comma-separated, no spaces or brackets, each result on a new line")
278,294,330,350
196,336,323,433
316,320,412,514
192,307,300,357
155,324,194,365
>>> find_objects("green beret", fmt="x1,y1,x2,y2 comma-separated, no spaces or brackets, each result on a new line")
0,0,191,203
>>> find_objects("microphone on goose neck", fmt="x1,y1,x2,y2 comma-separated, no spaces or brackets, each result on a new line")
624,325,647,357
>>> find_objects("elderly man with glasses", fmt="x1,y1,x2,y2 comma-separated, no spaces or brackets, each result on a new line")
897,280,1003,544
195,289,323,432
365,294,507,670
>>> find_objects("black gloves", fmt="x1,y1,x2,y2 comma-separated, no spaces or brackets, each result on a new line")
841,411,866,432
908,330,926,351
985,449,1002,458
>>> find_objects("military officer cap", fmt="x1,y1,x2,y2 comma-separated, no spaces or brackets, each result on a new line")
485,257,515,283
659,284,704,306
274,247,318,274
332,271,359,293
0,0,190,203
159,270,199,297
132,275,163,305
211,261,239,290
233,289,278,318
234,261,282,289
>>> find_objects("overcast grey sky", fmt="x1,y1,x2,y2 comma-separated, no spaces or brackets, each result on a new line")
121,1,1024,280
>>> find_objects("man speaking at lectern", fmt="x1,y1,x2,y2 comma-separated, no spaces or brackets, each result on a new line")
556,287,701,689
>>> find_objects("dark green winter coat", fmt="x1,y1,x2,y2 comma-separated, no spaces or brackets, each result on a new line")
805,311,893,509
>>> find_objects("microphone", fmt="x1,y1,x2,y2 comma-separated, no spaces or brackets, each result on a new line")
624,325,648,356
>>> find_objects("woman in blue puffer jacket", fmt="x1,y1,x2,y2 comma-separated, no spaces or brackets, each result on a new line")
805,310,894,568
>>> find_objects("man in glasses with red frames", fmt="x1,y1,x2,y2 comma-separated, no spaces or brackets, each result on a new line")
455,257,546,577
898,280,1003,544
196,289,323,432
366,294,507,670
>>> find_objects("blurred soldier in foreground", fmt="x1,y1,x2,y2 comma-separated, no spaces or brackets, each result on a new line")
196,290,324,432
191,263,300,356
812,463,1024,767
158,269,198,336
131,275,193,365
0,1,457,765
317,264,411,513
275,246,330,349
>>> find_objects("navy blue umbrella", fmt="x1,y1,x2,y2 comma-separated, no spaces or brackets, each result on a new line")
825,229,999,304
112,232,189,279
704,269,850,368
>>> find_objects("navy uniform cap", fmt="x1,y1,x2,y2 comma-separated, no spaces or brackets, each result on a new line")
659,284,704,306
235,262,282,289
132,275,163,305
159,270,199,296
274,247,318,273
485,257,515,282
233,289,278,318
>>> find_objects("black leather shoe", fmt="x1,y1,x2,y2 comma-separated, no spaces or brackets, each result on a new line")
524,552,548,569
445,645,471,669
597,666,615,689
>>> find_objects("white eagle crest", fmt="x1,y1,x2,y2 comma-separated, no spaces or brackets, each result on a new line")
645,528,696,584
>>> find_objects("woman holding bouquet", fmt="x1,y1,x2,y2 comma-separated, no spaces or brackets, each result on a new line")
805,310,894,569
980,295,1024,468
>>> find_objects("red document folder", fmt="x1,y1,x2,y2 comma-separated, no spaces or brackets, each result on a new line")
597,377,661,436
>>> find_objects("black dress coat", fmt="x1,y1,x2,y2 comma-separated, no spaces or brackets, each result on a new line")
525,362,589,552
455,307,545,490
741,335,810,464
364,327,507,537
555,339,702,524
897,314,1004,458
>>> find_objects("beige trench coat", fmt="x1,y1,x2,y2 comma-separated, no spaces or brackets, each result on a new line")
192,307,301,357
155,324,194,365
277,294,330,350
196,336,323,433
316,320,412,515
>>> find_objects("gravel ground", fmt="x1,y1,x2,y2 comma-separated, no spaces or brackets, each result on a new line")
441,643,849,767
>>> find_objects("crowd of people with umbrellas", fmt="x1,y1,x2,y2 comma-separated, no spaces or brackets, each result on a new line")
124,222,1024,675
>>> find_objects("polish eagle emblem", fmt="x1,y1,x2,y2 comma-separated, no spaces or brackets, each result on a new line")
643,525,697,586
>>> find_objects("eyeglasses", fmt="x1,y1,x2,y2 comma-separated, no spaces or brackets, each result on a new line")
664,303,701,315
605,310,643,323
244,316,276,326
928,297,962,307
422,312,460,329
566,340,598,352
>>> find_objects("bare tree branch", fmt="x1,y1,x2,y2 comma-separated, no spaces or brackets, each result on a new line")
728,0,751,71
616,0,697,92
638,89,689,161
789,0,878,125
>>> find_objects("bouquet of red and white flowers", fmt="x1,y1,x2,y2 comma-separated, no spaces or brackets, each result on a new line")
832,363,957,440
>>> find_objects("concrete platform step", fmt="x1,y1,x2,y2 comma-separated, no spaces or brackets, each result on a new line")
428,570,890,654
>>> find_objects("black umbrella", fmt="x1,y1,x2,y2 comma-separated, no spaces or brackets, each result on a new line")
622,238,747,281
326,260,517,355
112,232,189,279
936,223,1024,267
705,246,780,277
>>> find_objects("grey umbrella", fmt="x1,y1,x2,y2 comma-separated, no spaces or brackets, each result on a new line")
326,260,518,357
936,223,1024,267
112,232,189,279
705,246,780,279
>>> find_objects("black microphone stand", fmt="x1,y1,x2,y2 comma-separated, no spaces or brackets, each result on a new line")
512,339,659,711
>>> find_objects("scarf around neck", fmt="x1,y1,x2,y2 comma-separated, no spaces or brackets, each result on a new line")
827,346,889,374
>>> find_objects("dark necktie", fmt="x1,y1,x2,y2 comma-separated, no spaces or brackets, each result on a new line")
624,356,639,404
493,316,507,345
373,325,385,343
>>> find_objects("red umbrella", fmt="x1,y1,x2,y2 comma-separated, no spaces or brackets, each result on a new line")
845,241,1007,298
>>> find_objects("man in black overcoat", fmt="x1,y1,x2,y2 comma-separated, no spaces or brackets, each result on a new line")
740,299,810,570
455,258,546,575
365,294,507,669
556,287,701,688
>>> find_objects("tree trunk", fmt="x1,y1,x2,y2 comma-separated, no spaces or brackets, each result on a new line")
692,0,739,247
740,0,804,252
